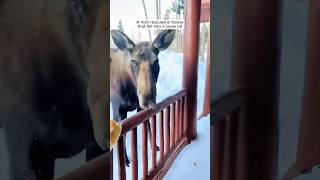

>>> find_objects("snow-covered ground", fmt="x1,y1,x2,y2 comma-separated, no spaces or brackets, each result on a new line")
165,116,210,180
111,50,210,180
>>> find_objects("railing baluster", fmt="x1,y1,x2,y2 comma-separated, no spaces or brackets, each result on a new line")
142,121,148,179
165,106,171,154
171,103,176,147
228,110,240,180
179,98,183,138
181,97,185,137
213,117,226,180
159,110,164,161
131,128,138,180
151,115,157,169
111,150,113,180
176,100,180,141
117,136,126,180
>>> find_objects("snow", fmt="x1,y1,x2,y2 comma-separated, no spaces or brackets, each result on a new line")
164,116,210,180
111,50,210,180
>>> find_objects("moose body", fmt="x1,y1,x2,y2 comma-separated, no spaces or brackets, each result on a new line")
110,29,175,165
0,1,108,179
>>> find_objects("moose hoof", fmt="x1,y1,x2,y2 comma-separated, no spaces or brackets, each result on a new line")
156,145,160,152
126,159,131,167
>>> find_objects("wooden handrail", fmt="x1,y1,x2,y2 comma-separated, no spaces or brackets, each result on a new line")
211,86,246,124
55,152,110,180
115,89,188,180
120,89,187,134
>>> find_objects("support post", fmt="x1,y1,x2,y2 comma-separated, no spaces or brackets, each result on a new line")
296,0,320,172
199,30,211,120
231,0,281,180
183,0,201,140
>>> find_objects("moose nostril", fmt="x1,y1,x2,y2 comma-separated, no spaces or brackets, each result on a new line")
144,103,149,108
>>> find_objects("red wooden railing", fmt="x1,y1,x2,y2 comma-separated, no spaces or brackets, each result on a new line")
212,87,246,180
54,153,109,180
112,89,188,180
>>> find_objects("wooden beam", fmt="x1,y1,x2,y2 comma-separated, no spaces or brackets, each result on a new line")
231,0,281,179
200,1,210,23
295,0,320,173
183,0,201,140
55,153,109,180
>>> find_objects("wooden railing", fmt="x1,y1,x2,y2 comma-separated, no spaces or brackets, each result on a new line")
54,153,110,180
113,89,188,180
212,87,246,180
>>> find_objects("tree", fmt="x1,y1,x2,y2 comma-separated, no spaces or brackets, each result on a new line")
171,0,184,19
118,20,124,32
141,0,152,41
163,9,171,20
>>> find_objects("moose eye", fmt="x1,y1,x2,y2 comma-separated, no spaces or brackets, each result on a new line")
131,60,137,68
70,0,84,22
153,59,159,65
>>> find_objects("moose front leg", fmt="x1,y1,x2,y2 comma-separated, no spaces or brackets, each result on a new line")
119,109,131,166
137,108,160,152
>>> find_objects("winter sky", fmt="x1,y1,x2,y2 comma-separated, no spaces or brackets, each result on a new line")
110,0,182,41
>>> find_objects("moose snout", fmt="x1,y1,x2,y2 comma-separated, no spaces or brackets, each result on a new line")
140,101,156,109
138,91,156,109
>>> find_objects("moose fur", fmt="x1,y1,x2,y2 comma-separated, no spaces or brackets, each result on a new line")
110,29,175,165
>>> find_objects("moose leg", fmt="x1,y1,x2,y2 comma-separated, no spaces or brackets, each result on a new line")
112,106,131,165
118,109,130,166
146,121,160,151
137,108,159,151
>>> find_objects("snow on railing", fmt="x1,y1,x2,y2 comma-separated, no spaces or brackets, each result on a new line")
114,89,188,180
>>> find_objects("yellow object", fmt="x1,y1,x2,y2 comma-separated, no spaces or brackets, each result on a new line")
110,120,122,150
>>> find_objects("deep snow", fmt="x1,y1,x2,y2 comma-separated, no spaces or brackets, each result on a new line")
111,50,210,180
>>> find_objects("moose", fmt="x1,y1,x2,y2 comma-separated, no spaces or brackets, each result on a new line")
0,1,108,179
110,29,175,166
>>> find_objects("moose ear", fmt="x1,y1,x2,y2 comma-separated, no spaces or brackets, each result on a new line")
111,30,135,52
152,30,175,51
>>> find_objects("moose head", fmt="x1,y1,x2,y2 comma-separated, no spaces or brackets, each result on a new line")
111,29,175,109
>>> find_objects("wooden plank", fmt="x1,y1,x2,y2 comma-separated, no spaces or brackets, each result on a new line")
170,103,176,148
132,128,138,180
159,110,164,161
120,89,186,134
183,0,201,140
231,0,281,178
200,1,210,23
147,137,189,180
165,107,171,154
151,115,157,169
212,86,246,123
117,136,126,180
55,153,109,180
142,122,149,179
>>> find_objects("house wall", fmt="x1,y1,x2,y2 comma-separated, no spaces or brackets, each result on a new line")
212,0,320,179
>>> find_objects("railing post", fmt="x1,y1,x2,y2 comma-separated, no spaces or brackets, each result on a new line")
295,0,320,172
183,0,201,140
109,151,113,180
231,0,281,179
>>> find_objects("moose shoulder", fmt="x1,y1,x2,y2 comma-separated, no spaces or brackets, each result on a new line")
110,29,175,165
